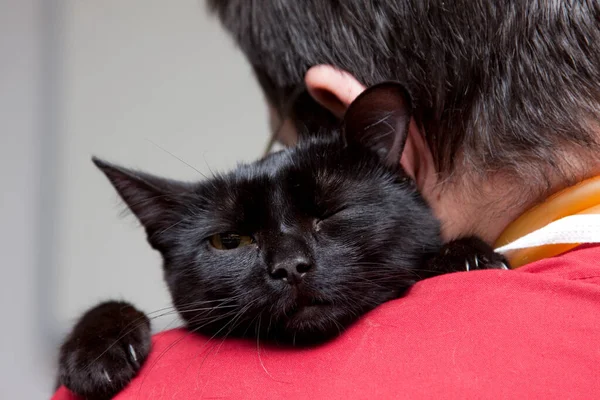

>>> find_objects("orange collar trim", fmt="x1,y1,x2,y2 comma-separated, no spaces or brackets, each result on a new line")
494,176,600,268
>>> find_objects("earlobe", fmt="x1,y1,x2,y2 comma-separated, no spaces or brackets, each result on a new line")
304,65,366,118
400,122,435,188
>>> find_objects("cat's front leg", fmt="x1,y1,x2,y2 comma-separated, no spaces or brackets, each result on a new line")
58,301,151,400
427,236,510,274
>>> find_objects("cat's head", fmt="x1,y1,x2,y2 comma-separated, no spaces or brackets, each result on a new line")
94,83,442,344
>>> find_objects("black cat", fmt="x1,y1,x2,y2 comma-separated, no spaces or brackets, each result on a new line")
58,83,508,399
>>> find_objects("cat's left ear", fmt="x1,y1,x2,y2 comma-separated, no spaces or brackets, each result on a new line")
341,82,412,167
93,157,192,250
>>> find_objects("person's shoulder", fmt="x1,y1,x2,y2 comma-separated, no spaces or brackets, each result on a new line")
54,245,600,400
519,243,600,283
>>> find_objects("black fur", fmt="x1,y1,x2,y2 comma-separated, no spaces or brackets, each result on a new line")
58,302,150,400
58,83,508,399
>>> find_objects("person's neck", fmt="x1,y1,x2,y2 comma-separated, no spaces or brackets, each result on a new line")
434,172,560,245
437,191,526,245
438,167,600,245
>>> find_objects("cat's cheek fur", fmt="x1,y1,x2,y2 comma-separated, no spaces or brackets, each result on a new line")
163,244,265,332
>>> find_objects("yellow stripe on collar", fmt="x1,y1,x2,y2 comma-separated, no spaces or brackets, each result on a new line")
494,176,600,268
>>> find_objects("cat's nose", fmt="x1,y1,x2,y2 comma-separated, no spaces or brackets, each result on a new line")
269,255,313,284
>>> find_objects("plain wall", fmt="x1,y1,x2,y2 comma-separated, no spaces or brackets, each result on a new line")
1,0,268,397
1,0,48,398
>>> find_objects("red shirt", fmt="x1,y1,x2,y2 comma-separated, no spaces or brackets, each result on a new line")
53,244,600,399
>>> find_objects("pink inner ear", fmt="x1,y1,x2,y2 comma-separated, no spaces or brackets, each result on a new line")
341,82,412,166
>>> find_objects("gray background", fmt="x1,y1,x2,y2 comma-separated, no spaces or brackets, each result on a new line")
1,1,268,397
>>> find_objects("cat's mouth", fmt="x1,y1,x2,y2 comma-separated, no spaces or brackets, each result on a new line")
275,297,354,344
285,297,335,319
297,296,331,309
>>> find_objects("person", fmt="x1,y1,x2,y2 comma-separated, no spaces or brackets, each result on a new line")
53,1,600,398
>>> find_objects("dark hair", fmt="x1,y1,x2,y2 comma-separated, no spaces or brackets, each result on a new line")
208,0,600,183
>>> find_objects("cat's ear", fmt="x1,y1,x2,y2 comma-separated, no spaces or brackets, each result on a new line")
341,82,412,167
93,157,191,249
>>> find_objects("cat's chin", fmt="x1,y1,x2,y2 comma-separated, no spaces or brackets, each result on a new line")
273,303,361,346
270,290,403,345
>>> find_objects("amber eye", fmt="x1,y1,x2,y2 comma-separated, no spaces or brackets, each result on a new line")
209,232,255,250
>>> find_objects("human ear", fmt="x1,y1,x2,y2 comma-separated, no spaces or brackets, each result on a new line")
304,65,366,118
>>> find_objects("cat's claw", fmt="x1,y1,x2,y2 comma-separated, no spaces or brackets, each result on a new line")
129,344,138,363
103,370,112,383
58,301,151,400
464,255,483,271
429,236,511,274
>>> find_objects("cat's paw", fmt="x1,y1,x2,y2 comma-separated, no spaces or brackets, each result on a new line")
430,236,510,273
58,301,151,400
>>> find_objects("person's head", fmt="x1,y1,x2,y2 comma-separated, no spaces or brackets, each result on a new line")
208,0,600,242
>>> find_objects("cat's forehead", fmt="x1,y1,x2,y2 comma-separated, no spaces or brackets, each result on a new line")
204,140,390,205
233,139,338,181
195,141,336,207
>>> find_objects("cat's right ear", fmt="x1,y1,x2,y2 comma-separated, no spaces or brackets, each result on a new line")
93,157,191,249
341,82,412,167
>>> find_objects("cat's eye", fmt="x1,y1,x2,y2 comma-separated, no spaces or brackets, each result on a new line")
209,232,255,250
